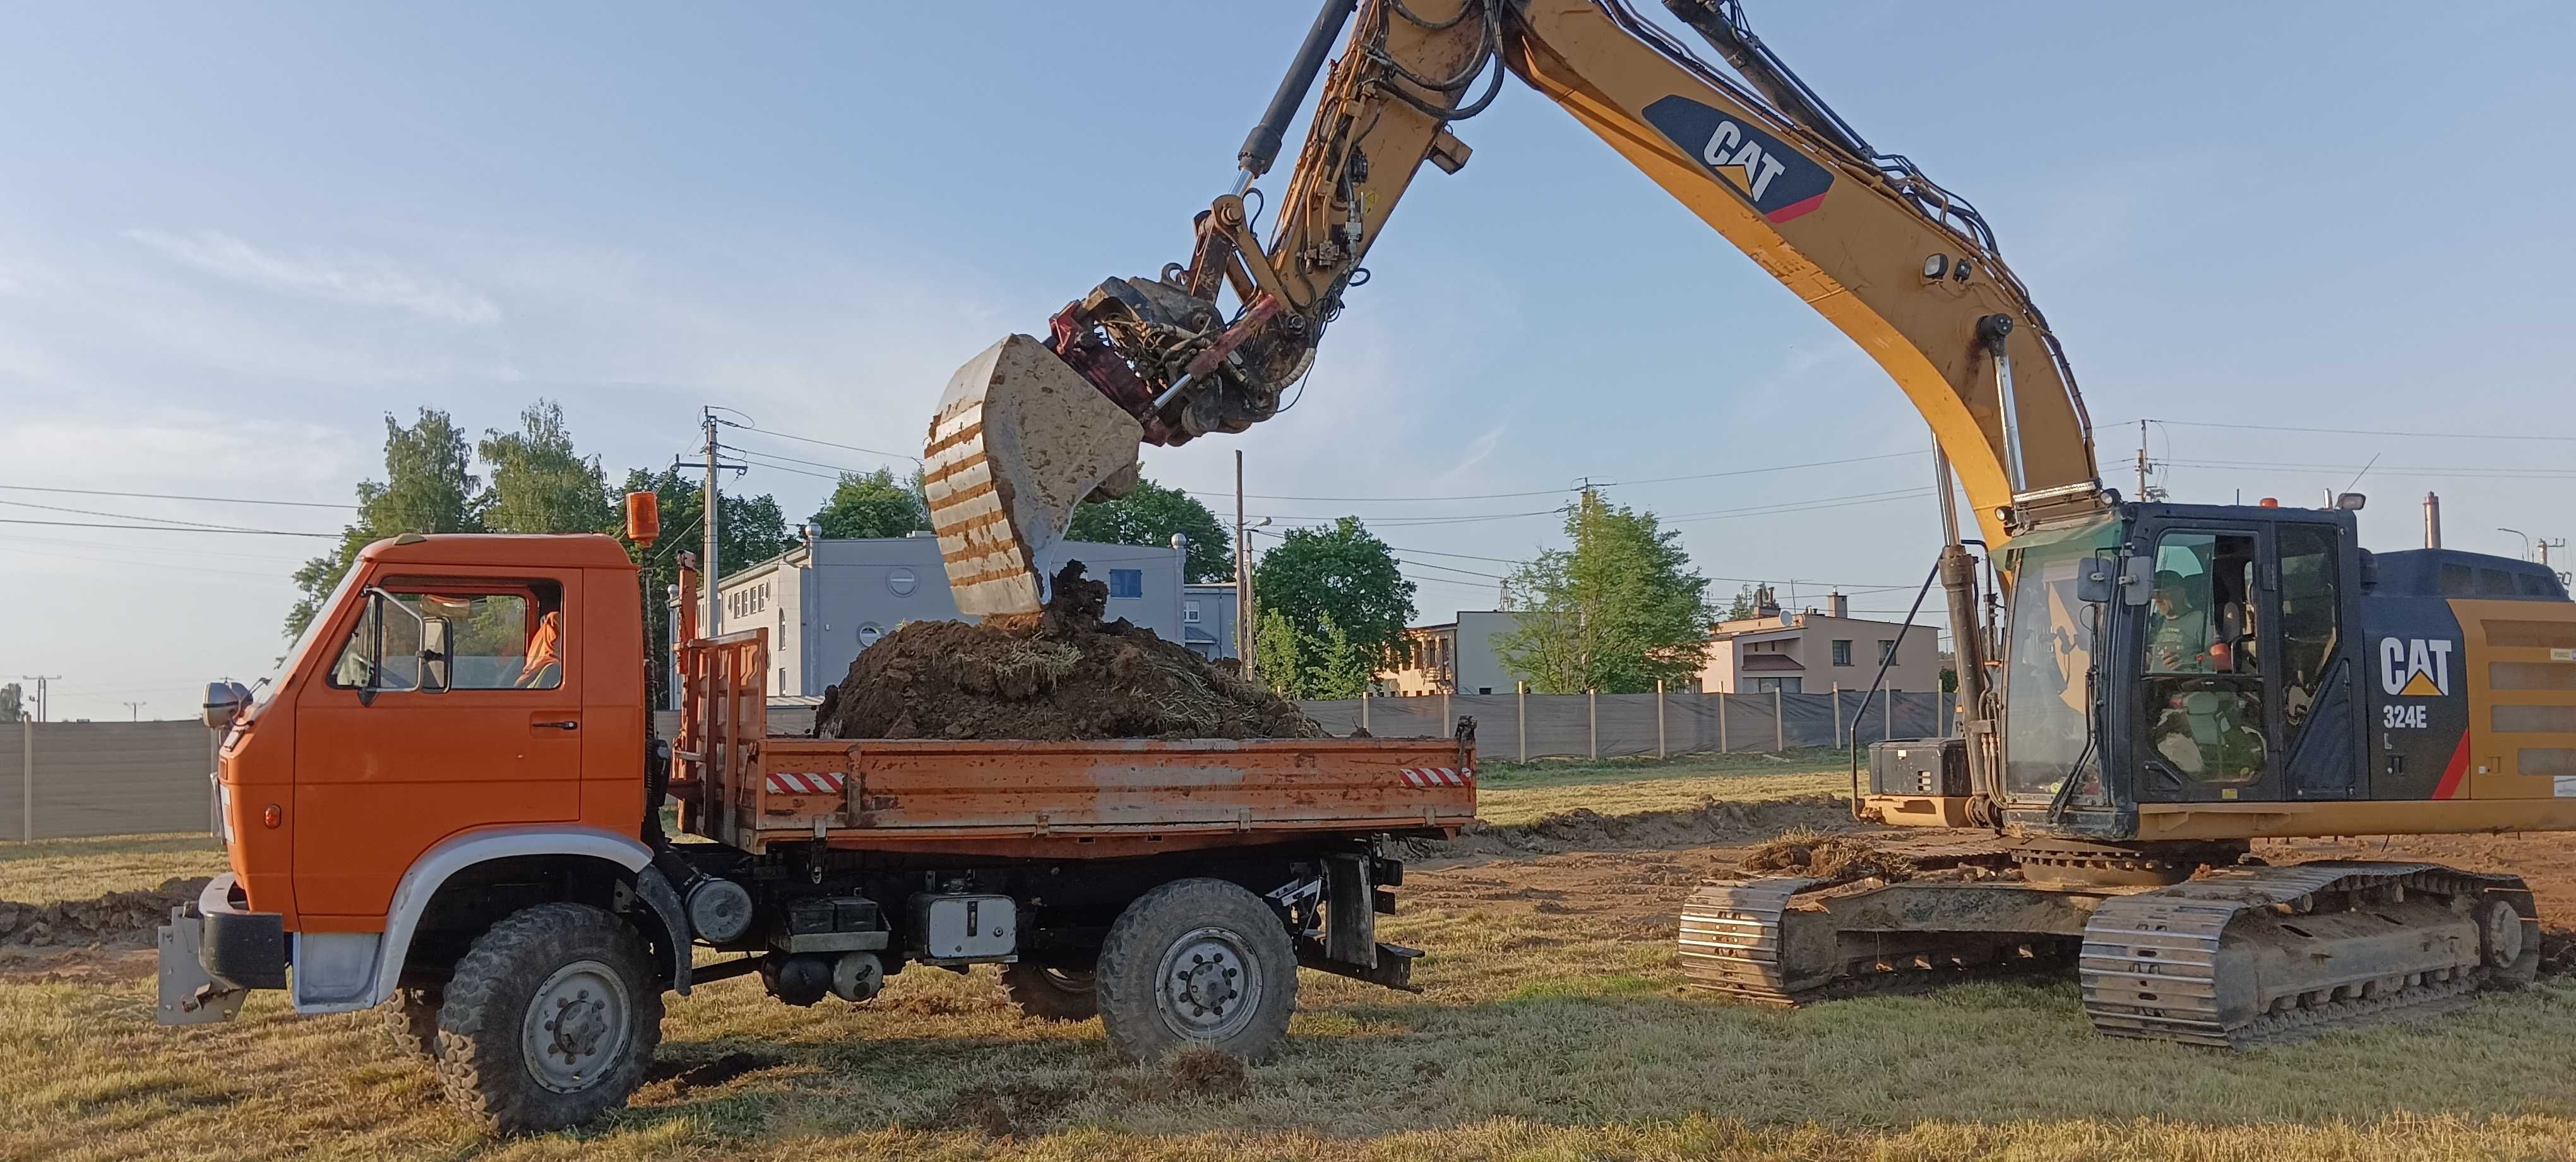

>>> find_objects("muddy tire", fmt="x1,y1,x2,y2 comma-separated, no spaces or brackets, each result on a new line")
432,902,664,1134
1094,878,1296,1063
1001,962,1099,1022
380,985,444,1060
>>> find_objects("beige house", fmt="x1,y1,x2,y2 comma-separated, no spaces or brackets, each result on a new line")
1380,611,1522,696
1698,592,1942,695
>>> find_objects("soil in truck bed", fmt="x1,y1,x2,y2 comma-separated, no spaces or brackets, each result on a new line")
812,561,1325,741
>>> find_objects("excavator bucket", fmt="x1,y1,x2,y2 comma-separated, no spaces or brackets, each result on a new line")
924,334,1143,618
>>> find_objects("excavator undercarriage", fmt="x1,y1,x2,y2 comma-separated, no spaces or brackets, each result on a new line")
1680,841,2541,1048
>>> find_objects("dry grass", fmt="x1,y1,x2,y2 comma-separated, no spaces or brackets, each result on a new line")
0,833,225,903
9,764,2576,1159
1474,751,1848,828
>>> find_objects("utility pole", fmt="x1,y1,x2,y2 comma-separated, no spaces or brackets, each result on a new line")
1236,450,1251,678
672,408,746,636
17,676,57,723
2542,539,2566,570
121,701,145,722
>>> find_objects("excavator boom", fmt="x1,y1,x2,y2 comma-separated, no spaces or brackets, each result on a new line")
923,0,2102,614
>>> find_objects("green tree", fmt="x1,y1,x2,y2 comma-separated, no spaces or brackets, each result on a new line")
1251,517,1415,668
1066,476,1231,582
479,400,615,535
1253,608,1307,697
0,683,21,724
1304,613,1376,699
811,467,929,539
1493,490,1714,693
1722,584,1768,621
621,467,799,707
285,409,486,638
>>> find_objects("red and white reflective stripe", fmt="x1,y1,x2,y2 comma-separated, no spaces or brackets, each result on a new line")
1398,767,1474,788
765,771,848,796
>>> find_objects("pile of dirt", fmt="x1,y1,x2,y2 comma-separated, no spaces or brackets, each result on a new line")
0,877,210,949
1408,794,1853,861
1741,827,1916,883
812,562,1323,741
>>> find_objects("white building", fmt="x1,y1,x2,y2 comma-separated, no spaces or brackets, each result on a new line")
1697,592,1943,695
684,534,1188,704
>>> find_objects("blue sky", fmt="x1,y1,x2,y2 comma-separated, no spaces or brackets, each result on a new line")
4,1,2572,720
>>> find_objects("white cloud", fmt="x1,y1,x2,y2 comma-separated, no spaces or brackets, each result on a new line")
124,228,501,325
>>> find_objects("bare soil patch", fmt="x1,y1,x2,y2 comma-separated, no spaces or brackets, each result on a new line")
813,562,1321,741
1410,794,1853,862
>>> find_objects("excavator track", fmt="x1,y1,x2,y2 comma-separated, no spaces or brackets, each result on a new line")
2081,862,2540,1048
1678,876,2077,1005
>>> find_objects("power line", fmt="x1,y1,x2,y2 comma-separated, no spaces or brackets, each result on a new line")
0,484,359,509
1181,450,1922,505
0,544,292,579
0,518,336,537
724,426,922,464
2145,418,2576,443
0,497,331,534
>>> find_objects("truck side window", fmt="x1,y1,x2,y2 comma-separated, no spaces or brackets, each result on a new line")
326,581,566,691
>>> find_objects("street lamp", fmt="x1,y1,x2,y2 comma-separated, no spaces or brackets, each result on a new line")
2500,527,2532,561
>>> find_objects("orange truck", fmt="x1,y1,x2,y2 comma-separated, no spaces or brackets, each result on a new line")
160,509,1475,1133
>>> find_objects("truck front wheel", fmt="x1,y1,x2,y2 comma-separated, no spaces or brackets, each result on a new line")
1094,878,1297,1063
1001,961,1099,1022
379,985,443,1059
432,902,664,1134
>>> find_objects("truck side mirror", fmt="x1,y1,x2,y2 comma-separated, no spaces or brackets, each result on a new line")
420,616,452,693
201,681,249,729
2075,557,2116,604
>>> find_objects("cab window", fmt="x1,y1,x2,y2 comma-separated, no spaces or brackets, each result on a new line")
329,580,566,691
2142,532,2263,787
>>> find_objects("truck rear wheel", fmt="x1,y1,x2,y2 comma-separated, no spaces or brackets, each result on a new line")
432,902,664,1134
1094,878,1296,1063
1001,961,1099,1022
379,985,443,1060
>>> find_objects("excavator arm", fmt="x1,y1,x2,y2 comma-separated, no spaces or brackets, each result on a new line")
925,0,2104,616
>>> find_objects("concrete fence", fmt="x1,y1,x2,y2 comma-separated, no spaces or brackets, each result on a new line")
1299,688,1957,762
3,721,220,842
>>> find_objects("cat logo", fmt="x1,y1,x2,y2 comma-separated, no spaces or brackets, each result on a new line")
1639,95,1834,225
2378,637,2454,697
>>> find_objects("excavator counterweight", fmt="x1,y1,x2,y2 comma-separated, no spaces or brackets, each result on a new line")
924,335,1143,617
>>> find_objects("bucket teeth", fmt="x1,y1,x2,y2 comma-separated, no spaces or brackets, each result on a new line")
923,335,1143,618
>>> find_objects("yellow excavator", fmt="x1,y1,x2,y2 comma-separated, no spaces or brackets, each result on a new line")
922,0,2576,1046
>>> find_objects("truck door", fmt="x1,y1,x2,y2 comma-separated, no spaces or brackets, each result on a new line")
293,572,584,921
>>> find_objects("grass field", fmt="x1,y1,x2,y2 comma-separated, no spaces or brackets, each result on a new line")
1472,750,1848,827
7,756,2575,1160
0,831,223,903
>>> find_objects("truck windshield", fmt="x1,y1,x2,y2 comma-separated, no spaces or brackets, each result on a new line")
254,565,364,712
2001,517,2116,802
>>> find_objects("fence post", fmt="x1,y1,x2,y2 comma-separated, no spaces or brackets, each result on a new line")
19,721,31,842
1587,689,1598,760
1517,681,1527,763
1883,689,1893,741
1360,689,1370,733
1773,688,1784,753
1717,690,1729,753
1442,689,1452,737
1832,686,1843,749
1655,679,1666,759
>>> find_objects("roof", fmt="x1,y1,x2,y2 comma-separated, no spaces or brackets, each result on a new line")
364,533,636,570
1740,654,1805,673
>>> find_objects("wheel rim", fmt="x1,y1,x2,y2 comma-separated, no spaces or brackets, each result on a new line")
520,959,633,1094
1153,926,1261,1042
1041,967,1095,995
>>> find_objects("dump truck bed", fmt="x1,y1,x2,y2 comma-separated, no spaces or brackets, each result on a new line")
672,630,1476,858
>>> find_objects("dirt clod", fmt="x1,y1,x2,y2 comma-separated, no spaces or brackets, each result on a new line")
1741,827,1916,883
813,562,1323,741
0,877,210,949
929,1079,1085,1137
1162,1048,1249,1099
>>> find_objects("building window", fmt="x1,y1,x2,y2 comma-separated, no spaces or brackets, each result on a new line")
777,666,786,693
1878,639,1896,664
1831,639,1853,666
1754,677,1804,693
1109,569,1143,599
1184,600,1202,623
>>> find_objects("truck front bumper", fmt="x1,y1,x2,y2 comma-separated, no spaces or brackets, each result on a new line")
155,874,285,1026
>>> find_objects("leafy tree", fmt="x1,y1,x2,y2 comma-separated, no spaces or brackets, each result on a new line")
621,467,798,707
811,467,929,539
1251,517,1415,668
1722,584,1769,621
1493,490,1713,693
1066,477,1231,582
1304,614,1376,699
1253,608,1306,697
479,400,615,536
285,409,486,638
0,683,21,724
